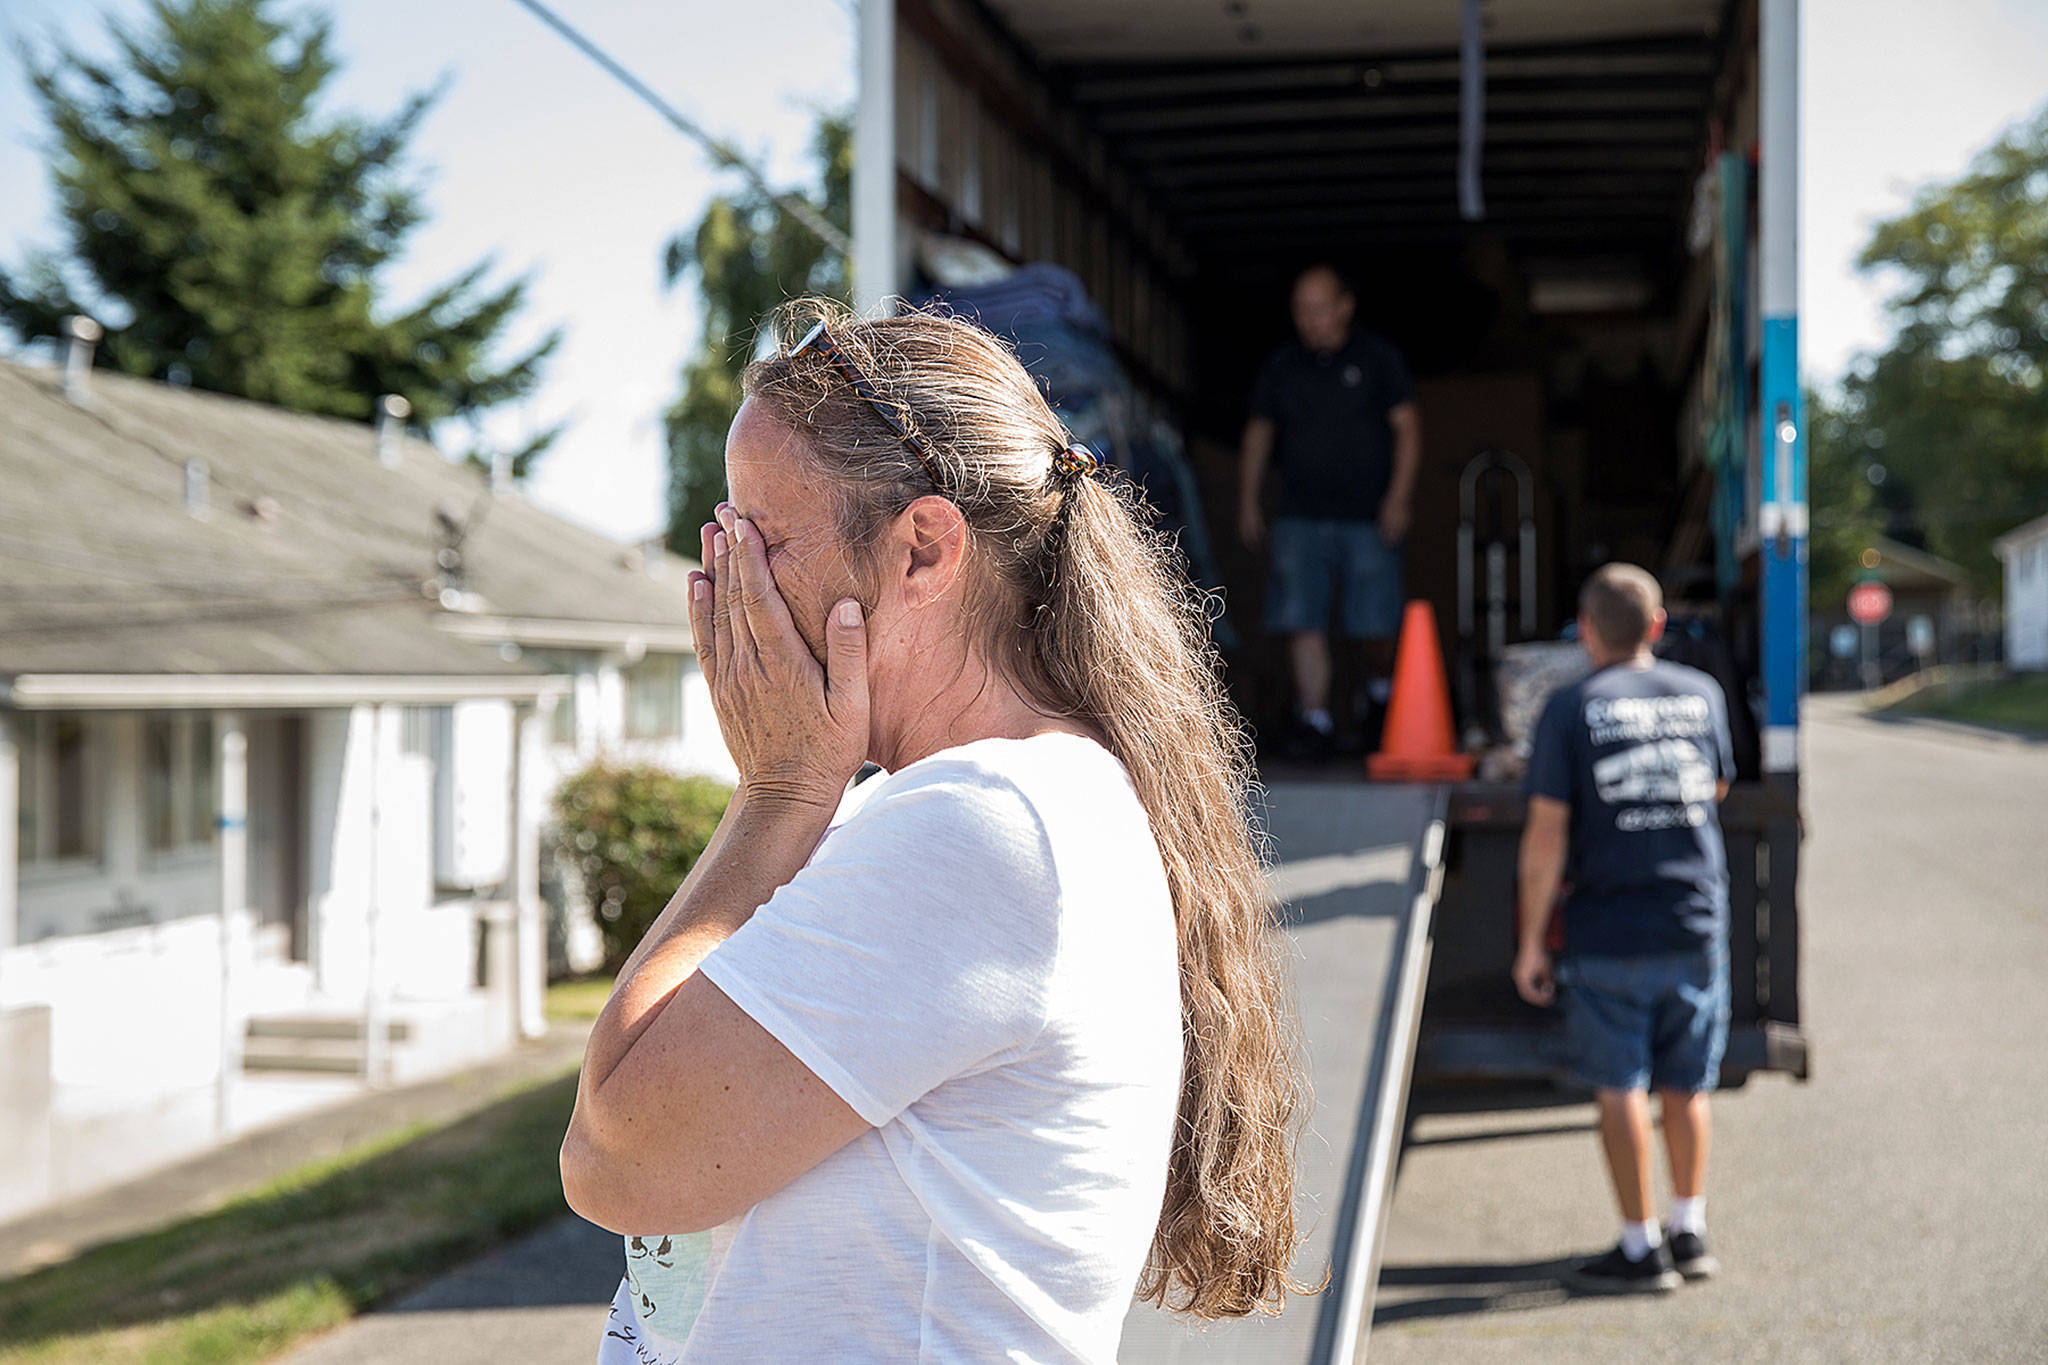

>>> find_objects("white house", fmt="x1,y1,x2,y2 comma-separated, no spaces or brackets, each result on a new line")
0,345,731,1223
1993,512,2048,672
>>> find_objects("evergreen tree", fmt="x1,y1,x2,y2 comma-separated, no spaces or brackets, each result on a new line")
0,0,561,476
662,113,849,548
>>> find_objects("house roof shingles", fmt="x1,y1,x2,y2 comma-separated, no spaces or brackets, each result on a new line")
0,362,697,682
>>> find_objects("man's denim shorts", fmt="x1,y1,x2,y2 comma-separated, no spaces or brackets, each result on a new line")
1555,948,1730,1094
1263,516,1404,639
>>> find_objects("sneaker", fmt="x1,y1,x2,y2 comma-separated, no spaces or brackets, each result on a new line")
1664,1227,1720,1280
1565,1241,1682,1295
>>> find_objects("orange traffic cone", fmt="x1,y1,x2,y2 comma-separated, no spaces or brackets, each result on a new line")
1366,600,1476,782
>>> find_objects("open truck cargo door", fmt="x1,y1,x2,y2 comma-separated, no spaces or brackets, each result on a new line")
856,0,1810,1349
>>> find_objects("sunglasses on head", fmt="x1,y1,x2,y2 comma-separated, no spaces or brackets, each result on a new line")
788,319,944,487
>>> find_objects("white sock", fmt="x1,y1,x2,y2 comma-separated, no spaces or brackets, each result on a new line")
1669,1195,1706,1236
1619,1218,1663,1261
1303,707,1335,735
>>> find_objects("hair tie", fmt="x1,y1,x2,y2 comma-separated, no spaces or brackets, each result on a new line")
1052,441,1100,480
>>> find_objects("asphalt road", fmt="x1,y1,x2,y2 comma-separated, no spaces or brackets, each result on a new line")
1368,697,2048,1363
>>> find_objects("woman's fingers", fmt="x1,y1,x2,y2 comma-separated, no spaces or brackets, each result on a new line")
711,526,735,671
690,502,864,797
728,516,804,664
715,509,756,662
690,521,718,668
686,571,713,666
825,598,869,727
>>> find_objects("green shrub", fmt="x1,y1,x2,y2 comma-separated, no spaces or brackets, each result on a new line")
552,763,733,971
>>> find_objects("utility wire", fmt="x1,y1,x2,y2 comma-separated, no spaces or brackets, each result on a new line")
506,0,851,258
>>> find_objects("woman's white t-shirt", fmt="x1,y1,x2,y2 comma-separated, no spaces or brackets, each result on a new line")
597,732,1184,1364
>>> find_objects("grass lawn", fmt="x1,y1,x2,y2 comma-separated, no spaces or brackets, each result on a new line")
0,1069,579,1365
1887,672,2048,734
545,972,617,1022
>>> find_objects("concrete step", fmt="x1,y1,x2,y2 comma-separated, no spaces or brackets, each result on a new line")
245,1015,414,1043
240,995,504,1080
242,1034,367,1075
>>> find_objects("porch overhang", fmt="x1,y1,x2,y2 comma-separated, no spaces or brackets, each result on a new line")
434,614,696,656
0,673,566,711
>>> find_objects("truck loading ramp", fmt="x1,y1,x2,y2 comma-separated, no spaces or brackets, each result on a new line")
1118,781,1447,1364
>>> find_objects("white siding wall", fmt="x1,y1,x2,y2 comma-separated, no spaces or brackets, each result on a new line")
538,652,736,788
309,706,390,997
1,911,238,1101
679,662,737,781
307,705,473,1000
2003,532,2048,671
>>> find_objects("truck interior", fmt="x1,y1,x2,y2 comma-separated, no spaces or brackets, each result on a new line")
887,0,1804,1090
898,0,1761,745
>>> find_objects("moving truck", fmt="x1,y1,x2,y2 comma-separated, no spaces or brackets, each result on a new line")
849,0,1811,1097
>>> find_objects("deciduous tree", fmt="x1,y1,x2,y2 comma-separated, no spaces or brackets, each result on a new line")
662,113,849,548
1834,103,2048,592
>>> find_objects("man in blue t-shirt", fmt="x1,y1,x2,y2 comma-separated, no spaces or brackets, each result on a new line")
1514,563,1735,1296
1237,265,1420,755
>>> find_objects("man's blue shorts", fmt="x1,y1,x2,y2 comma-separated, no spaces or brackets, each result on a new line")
1555,947,1730,1094
1263,516,1404,639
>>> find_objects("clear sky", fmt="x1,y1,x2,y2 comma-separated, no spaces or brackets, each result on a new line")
4,1,2047,543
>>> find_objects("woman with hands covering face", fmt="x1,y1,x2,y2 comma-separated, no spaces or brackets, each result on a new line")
564,303,1313,1365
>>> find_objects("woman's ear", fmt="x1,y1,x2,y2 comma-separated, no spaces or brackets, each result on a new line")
893,495,968,610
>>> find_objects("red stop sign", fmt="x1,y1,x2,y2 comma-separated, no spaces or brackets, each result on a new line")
1848,581,1893,625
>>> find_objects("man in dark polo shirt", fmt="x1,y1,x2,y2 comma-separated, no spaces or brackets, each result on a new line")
1514,563,1735,1295
1238,264,1420,754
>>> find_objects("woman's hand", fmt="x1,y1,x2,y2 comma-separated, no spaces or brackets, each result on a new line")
688,505,870,812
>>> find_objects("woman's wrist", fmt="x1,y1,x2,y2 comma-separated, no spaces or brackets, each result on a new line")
733,775,844,826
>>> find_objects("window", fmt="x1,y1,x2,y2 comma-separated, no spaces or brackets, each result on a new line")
18,713,103,867
144,713,216,853
623,653,684,740
398,705,439,757
523,651,584,746
551,686,578,746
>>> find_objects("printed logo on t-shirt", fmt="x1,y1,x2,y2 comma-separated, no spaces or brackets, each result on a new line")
1585,693,1719,834
1583,693,1712,745
1593,739,1717,829
1341,363,1362,387
1530,663,1731,957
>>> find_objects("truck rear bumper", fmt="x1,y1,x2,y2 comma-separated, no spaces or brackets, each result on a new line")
1418,1020,1812,1088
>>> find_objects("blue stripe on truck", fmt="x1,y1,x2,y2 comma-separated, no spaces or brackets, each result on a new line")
1759,313,1805,751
